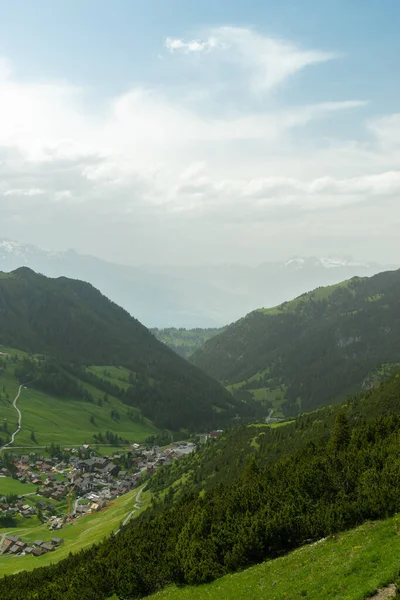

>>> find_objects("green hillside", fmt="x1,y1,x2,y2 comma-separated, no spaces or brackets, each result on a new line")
149,516,400,600
151,327,224,359
191,269,400,416
3,372,400,599
0,348,158,447
0,268,253,432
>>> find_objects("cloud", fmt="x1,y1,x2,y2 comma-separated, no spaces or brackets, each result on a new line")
165,37,220,53
165,26,337,92
0,25,398,264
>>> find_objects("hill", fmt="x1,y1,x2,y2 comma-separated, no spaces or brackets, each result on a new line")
0,268,251,432
191,269,400,416
0,347,159,448
1,239,396,328
148,517,400,600
151,327,224,359
3,372,400,599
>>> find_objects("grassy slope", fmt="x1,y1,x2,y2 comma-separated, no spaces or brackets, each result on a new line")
148,516,400,600
0,477,37,495
0,348,159,448
0,487,150,576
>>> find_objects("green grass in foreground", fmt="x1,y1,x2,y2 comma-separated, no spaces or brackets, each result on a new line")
147,516,400,600
0,487,150,576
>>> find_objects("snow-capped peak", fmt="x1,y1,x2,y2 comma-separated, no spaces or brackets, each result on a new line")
284,256,371,270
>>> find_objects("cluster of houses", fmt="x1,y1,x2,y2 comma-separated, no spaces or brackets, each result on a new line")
70,441,196,500
1,440,198,524
0,535,63,557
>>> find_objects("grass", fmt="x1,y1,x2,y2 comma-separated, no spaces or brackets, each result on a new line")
0,486,151,576
146,516,400,600
0,350,160,448
0,477,37,496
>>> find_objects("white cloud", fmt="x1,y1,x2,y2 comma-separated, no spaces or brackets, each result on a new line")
166,26,336,92
0,25,398,264
165,37,220,53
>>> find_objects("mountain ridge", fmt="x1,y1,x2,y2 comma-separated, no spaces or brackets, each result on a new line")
1,238,396,328
191,268,400,416
0,268,251,431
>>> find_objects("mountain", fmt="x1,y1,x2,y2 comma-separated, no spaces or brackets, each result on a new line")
1,239,396,328
151,327,224,359
191,269,400,416
0,268,250,431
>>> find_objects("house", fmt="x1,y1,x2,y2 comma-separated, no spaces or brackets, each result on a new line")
6,535,20,543
25,547,34,555
41,542,54,552
101,464,119,477
33,540,44,547
51,537,64,546
32,548,44,556
9,545,21,554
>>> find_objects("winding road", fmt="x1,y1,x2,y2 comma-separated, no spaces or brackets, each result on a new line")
0,384,24,451
117,486,144,533
265,408,274,424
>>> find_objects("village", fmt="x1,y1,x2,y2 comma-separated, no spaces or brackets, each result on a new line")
0,438,202,558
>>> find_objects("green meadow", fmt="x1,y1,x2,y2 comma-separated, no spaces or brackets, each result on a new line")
0,349,159,448
0,477,37,496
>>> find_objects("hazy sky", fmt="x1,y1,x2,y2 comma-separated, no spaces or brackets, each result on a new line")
0,0,399,265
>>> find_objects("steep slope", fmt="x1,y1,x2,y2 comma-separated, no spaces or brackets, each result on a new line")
3,372,400,599
0,268,247,431
191,269,400,415
1,239,396,328
149,517,400,600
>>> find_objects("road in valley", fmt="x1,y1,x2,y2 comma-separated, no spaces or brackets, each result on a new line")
0,384,24,451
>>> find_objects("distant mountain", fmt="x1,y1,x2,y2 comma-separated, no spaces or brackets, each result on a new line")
0,268,251,431
1,239,397,328
191,269,400,416
151,327,224,359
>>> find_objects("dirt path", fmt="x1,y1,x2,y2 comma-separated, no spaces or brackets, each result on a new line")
117,486,144,533
369,584,396,599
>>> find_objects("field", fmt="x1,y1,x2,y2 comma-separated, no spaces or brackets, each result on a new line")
0,486,150,576
0,476,37,496
0,348,159,448
146,516,400,600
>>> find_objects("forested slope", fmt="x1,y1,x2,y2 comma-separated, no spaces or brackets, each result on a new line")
0,268,249,431
191,269,400,415
2,372,400,599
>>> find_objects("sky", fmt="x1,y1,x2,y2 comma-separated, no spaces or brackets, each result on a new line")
0,0,399,265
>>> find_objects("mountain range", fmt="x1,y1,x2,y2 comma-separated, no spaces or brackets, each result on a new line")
1,239,396,328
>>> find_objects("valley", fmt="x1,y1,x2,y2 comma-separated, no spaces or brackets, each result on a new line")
2,268,400,600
